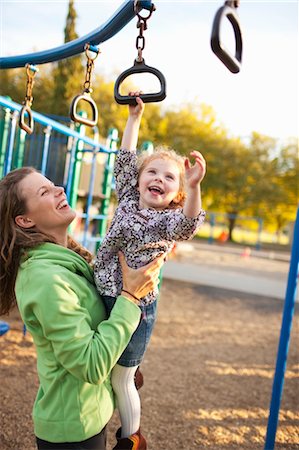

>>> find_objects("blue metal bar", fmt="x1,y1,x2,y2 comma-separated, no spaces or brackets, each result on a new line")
82,147,98,247
0,96,116,154
0,1,153,69
3,111,18,176
264,207,299,450
65,138,79,200
78,213,107,221
40,125,52,175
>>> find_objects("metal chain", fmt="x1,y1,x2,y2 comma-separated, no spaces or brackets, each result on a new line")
225,0,240,8
23,64,37,107
84,59,95,93
83,44,99,93
134,2,156,62
136,19,146,62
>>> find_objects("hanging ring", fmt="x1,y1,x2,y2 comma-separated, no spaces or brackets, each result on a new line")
70,92,98,127
19,103,34,135
70,43,99,126
114,58,166,105
211,2,243,73
18,64,38,134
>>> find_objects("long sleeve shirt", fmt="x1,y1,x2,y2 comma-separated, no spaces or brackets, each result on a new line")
94,148,206,305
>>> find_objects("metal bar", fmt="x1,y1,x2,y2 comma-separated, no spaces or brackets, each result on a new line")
65,138,79,200
82,143,98,248
3,111,18,176
98,128,118,240
0,96,116,154
264,207,299,450
0,107,12,178
78,213,107,220
69,119,86,210
14,128,27,169
40,125,52,175
0,1,153,69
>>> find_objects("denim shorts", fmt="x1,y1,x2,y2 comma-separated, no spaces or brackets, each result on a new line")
102,296,158,367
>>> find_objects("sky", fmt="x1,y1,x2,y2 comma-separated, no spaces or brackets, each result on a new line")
0,0,298,141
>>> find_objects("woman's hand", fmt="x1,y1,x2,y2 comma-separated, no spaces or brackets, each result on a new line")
119,252,164,301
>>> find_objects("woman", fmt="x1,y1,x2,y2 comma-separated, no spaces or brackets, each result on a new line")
0,167,164,450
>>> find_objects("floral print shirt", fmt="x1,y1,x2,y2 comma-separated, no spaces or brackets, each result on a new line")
94,148,206,305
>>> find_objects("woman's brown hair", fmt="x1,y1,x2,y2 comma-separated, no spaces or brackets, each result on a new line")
0,167,92,315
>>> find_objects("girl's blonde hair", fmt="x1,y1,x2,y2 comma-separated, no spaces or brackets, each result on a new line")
137,146,187,208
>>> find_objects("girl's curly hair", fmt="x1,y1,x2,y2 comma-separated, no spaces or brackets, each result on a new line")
137,146,187,208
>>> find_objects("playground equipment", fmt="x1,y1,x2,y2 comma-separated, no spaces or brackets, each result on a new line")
19,64,39,135
114,2,166,105
0,321,10,336
211,0,243,73
70,44,100,127
0,0,243,135
0,95,116,248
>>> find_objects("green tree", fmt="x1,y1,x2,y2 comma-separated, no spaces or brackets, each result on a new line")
0,66,54,115
265,138,299,237
51,0,84,116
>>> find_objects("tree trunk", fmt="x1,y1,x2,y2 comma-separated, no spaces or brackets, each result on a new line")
227,213,237,241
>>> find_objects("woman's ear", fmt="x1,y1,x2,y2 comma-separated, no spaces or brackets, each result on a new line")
15,215,35,229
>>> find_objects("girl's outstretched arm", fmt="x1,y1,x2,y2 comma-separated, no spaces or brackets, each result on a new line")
121,93,145,151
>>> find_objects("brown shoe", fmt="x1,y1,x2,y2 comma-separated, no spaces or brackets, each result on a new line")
134,367,144,390
113,428,147,450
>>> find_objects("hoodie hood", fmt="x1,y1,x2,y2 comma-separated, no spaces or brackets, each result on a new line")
20,242,94,285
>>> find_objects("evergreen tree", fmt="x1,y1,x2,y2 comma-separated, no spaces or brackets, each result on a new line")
51,0,84,116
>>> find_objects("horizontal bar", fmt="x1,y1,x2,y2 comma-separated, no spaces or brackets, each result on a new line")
77,213,108,220
0,1,153,69
0,95,117,154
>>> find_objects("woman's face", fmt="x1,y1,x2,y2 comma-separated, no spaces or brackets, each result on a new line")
15,172,76,235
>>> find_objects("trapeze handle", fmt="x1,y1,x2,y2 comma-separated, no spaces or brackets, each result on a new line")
114,59,166,105
19,104,34,135
70,93,98,127
211,4,243,74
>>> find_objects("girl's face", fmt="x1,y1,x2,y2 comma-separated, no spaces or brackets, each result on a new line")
15,172,76,236
138,157,181,210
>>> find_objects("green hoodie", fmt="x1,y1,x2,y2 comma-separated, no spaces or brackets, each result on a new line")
16,243,141,443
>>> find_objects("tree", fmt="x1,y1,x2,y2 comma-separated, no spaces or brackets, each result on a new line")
51,0,84,116
267,139,299,237
0,67,54,115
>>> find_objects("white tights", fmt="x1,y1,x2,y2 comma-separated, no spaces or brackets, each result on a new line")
111,363,141,438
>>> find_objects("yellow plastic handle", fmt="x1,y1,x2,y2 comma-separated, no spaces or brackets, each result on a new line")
70,93,98,127
19,104,34,134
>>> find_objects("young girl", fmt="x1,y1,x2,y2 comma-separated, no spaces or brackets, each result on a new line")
94,94,206,450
